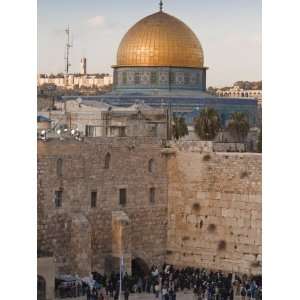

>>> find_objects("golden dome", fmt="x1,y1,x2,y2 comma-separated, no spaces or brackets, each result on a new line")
116,11,204,68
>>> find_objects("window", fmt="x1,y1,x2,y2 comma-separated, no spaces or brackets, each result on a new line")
54,190,62,208
56,159,63,177
119,127,126,137
149,187,155,203
85,125,96,136
134,72,141,84
91,191,97,208
150,125,158,137
85,125,96,137
119,189,127,206
184,73,190,85
196,72,201,84
170,72,175,84
150,72,158,84
148,159,154,173
104,153,111,169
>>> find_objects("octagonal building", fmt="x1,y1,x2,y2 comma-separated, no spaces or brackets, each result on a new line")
113,10,207,94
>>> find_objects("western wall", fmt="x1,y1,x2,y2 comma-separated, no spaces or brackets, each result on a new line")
37,138,261,277
164,142,262,275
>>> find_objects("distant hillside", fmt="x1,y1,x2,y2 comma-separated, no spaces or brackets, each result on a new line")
208,81,262,94
233,81,262,90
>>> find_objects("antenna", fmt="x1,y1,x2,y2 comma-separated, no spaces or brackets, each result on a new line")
159,0,163,12
64,25,73,74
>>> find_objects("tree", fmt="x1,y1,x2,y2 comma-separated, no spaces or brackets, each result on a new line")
207,86,217,95
257,128,262,153
194,107,221,140
172,114,188,140
227,112,250,142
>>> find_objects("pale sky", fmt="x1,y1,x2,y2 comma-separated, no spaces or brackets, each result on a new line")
38,0,261,87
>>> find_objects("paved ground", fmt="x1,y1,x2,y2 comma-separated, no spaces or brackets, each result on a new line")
55,293,245,300
128,292,194,299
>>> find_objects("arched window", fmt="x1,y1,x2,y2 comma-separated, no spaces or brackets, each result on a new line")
104,153,111,169
148,159,154,173
149,187,155,203
56,158,63,177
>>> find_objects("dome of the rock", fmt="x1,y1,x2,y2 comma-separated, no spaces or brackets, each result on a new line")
116,11,204,68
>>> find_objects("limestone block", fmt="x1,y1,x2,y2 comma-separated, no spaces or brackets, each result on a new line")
196,191,208,200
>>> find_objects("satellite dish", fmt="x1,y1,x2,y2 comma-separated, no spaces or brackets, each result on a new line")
57,129,61,135
64,128,68,132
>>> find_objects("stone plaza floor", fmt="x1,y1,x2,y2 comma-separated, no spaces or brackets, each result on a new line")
58,293,245,300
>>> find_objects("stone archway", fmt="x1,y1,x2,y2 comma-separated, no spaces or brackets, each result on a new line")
37,256,55,300
131,257,150,278
37,275,46,300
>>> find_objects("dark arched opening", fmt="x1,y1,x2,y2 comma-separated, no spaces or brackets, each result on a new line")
56,158,63,177
132,257,150,278
37,275,46,300
104,153,111,169
148,159,154,173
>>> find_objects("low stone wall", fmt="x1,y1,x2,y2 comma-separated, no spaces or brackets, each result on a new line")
213,142,246,153
171,141,247,153
170,141,213,153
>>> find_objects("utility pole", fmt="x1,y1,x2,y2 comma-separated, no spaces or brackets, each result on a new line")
119,225,124,300
166,102,173,140
64,25,73,74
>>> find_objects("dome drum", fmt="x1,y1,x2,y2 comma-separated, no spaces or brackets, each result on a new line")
112,66,207,93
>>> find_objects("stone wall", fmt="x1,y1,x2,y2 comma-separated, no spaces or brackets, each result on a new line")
38,137,262,277
38,257,55,300
37,137,168,276
164,150,262,275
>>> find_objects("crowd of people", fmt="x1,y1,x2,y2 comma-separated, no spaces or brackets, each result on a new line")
56,264,262,300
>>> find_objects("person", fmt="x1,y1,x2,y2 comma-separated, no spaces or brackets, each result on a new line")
250,280,257,300
162,286,168,300
241,285,247,300
113,290,119,300
169,289,176,300
124,288,130,300
107,281,113,298
91,288,98,300
86,287,91,300
154,282,160,298
229,287,234,300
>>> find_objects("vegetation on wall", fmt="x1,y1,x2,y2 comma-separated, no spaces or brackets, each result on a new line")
192,203,201,212
203,154,211,161
240,171,249,179
218,240,227,251
207,224,216,233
